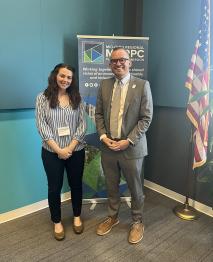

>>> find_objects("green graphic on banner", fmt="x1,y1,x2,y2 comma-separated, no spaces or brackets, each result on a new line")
83,43,104,63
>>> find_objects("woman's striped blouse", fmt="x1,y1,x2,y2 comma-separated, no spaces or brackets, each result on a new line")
36,93,86,152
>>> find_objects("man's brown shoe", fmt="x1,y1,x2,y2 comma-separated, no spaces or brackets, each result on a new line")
96,216,119,236
128,222,144,244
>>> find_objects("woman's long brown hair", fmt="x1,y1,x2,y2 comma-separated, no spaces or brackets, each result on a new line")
44,63,81,109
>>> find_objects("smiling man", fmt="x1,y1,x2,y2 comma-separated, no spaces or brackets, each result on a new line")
95,47,153,244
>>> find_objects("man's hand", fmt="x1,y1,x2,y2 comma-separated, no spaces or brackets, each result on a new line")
102,137,115,148
102,137,130,151
116,140,130,151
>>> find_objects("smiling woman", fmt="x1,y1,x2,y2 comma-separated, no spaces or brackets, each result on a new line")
35,63,87,240
57,68,72,91
56,68,73,108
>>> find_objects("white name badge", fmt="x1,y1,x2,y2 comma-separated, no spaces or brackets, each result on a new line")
58,126,70,136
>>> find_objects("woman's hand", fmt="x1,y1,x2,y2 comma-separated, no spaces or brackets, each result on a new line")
58,147,72,160
67,139,79,154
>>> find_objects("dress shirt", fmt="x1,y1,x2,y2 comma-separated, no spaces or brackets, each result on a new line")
111,74,130,138
100,73,134,144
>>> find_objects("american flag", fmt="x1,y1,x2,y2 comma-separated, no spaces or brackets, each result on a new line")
185,0,210,169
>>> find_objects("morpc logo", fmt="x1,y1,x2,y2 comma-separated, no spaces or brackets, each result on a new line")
82,42,104,64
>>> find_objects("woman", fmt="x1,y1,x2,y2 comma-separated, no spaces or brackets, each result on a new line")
36,63,86,240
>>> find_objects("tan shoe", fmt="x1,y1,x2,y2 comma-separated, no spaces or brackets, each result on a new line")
96,216,119,236
73,221,84,234
54,228,65,241
128,222,144,244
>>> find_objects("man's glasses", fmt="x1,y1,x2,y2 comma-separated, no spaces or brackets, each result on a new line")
110,58,129,65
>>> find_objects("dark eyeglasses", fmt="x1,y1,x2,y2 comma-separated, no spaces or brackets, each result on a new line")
110,58,129,65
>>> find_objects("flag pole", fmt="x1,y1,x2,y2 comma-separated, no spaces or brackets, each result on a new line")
173,124,199,220
173,0,210,220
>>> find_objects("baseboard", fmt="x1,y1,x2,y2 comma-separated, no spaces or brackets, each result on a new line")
144,179,213,217
0,193,130,224
1,181,212,224
0,192,71,224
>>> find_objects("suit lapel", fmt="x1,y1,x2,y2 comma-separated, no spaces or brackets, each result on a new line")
106,78,116,127
123,76,136,116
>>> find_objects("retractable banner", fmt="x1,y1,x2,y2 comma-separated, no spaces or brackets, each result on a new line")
77,35,149,199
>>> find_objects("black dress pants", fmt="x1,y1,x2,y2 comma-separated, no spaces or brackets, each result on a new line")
42,147,85,223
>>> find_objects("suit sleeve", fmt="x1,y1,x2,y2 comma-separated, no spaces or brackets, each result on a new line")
95,82,107,137
127,81,153,144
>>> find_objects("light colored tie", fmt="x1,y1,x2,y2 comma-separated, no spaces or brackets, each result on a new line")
110,80,122,138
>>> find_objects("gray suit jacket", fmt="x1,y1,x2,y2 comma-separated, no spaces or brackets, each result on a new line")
95,75,153,159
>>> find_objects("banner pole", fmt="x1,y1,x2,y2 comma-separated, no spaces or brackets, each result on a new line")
173,123,199,220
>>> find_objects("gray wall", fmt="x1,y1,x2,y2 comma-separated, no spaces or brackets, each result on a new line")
142,0,213,207
143,0,201,107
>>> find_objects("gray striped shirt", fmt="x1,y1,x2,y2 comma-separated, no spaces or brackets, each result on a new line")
36,93,86,152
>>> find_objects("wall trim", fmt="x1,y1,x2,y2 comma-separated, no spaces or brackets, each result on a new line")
144,179,213,217
1,181,212,224
0,192,71,224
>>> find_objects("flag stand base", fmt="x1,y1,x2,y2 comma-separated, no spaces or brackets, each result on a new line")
173,202,199,221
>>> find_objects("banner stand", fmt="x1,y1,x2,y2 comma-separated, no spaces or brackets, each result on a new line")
82,197,131,210
77,35,149,207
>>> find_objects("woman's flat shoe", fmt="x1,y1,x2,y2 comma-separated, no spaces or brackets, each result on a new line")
54,228,65,241
73,222,84,234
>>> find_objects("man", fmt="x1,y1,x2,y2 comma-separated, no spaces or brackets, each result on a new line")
95,47,153,244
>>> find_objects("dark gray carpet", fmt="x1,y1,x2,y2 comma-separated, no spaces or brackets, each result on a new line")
0,188,212,262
